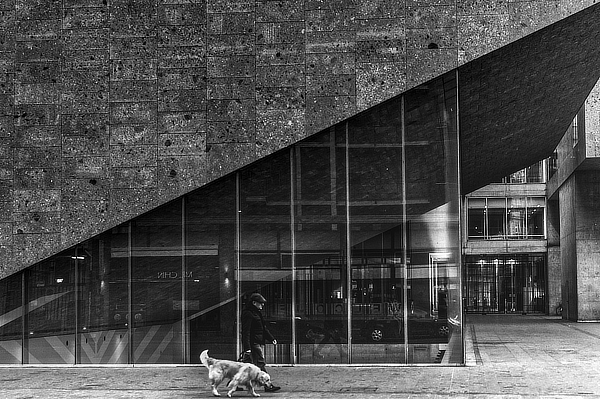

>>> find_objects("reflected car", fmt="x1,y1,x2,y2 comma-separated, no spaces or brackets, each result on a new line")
353,307,449,343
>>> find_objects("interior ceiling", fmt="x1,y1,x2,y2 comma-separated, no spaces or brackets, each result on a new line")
458,3,600,195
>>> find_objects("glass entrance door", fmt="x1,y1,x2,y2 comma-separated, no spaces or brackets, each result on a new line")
465,255,546,314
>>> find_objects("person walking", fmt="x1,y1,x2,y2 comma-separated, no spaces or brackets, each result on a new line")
241,293,281,393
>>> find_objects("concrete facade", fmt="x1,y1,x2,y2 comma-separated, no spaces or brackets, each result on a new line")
1,0,599,279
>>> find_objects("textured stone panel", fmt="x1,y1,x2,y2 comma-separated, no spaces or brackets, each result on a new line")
406,26,457,49
16,62,60,83
207,99,254,121
14,19,60,41
457,14,511,64
0,115,14,137
256,0,303,21
207,0,253,14
14,146,60,167
16,41,61,63
307,52,356,75
306,8,357,32
158,26,205,47
15,0,61,20
159,132,207,156
110,166,157,189
208,77,255,99
256,87,305,110
205,142,256,179
406,5,456,28
63,7,107,29
62,178,109,202
208,12,254,34
357,0,405,17
256,65,304,88
356,61,406,109
306,74,355,96
62,113,108,137
61,28,109,50
62,49,110,71
111,59,157,81
111,80,157,103
13,189,60,213
13,211,60,234
306,95,356,132
0,202,12,221
207,120,255,144
110,36,157,60
110,102,157,125
0,158,12,179
62,135,108,157
62,70,109,92
110,144,156,167
110,124,157,145
159,111,206,133
208,55,254,78
158,47,206,69
63,156,109,179
208,34,255,56
159,4,206,26
406,49,458,87
61,91,109,114
14,167,60,189
256,108,304,157
159,90,207,112
157,155,208,192
256,43,304,66
306,30,356,53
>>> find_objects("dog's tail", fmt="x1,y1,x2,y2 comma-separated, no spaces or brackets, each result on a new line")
200,349,215,369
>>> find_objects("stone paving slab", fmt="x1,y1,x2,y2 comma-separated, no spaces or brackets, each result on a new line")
1,315,600,398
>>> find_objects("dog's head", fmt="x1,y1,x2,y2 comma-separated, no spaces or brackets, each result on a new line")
257,371,271,387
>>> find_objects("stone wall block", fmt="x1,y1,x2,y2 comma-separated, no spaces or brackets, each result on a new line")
0,158,12,179
208,55,254,78
63,156,108,179
256,43,304,66
0,137,11,157
61,91,109,114
63,7,107,29
12,232,61,268
205,142,255,180
15,19,60,41
406,26,457,49
0,115,13,137
307,74,354,97
14,146,60,168
256,108,304,157
110,187,163,220
306,30,356,53
111,80,157,103
256,65,305,88
256,0,303,22
110,144,156,167
256,87,305,111
110,36,157,60
15,0,61,20
208,77,255,100
356,61,406,110
61,70,108,93
306,8,357,33
0,30,14,53
457,0,509,15
62,49,110,71
62,113,108,137
208,11,255,35
62,177,109,202
158,46,206,69
457,14,511,64
0,201,12,221
406,5,456,29
110,124,157,146
208,34,255,56
207,98,254,122
16,41,60,63
14,167,60,189
159,89,207,112
158,26,205,47
16,62,60,84
158,132,206,157
306,95,356,133
13,189,60,212
207,0,254,14
357,0,405,18
207,120,255,144
110,102,157,125
13,211,60,234
110,166,157,189
159,4,206,26
62,134,108,157
157,155,208,192
60,200,109,246
0,93,12,114
158,68,207,90
159,111,206,134
111,59,157,81
306,52,355,75
508,1,562,41
62,28,109,51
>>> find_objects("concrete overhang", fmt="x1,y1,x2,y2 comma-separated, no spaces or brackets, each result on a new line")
458,3,600,195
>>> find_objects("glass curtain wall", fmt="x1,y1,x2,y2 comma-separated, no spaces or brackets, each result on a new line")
0,71,462,365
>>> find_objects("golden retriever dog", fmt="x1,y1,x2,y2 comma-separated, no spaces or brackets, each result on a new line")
200,349,271,397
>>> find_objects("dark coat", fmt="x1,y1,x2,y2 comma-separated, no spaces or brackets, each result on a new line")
241,303,275,351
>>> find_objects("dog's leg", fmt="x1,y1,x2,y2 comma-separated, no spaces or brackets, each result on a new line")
210,370,224,397
247,382,260,397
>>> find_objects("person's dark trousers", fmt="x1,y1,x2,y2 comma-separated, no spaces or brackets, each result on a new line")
250,343,267,372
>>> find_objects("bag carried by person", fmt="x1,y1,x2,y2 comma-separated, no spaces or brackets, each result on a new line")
238,351,253,363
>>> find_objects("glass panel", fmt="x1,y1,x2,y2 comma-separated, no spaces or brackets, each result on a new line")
527,197,545,238
487,198,506,238
508,169,526,183
0,273,22,364
294,127,348,364
468,208,485,239
507,197,526,239
239,151,292,364
77,227,130,364
526,161,544,183
25,256,75,364
404,72,460,364
131,201,183,364
347,97,405,363
186,177,237,362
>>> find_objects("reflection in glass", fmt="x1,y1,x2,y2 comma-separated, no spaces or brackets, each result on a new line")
295,128,348,364
186,178,237,362
0,274,22,364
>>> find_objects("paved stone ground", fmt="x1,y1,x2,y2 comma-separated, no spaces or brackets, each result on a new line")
1,315,599,398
